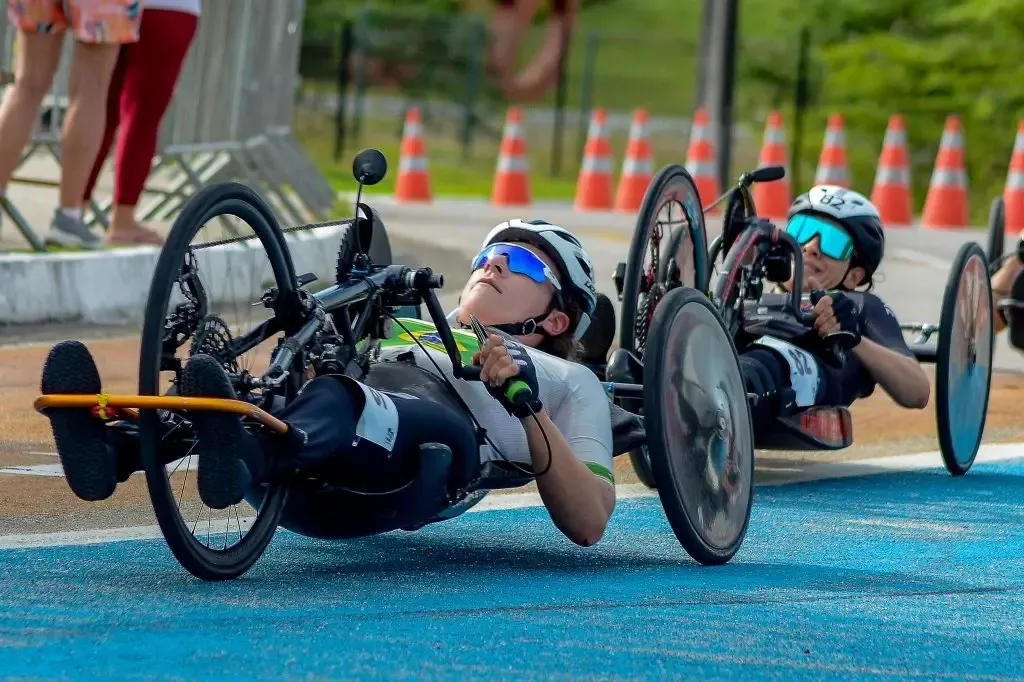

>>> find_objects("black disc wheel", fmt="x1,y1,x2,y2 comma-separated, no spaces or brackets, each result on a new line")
936,242,994,476
643,286,754,565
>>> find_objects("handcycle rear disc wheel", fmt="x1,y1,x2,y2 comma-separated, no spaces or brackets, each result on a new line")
643,287,754,565
936,242,994,476
139,182,300,580
620,164,710,488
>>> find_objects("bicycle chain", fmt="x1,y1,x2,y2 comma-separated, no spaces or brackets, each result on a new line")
190,217,356,251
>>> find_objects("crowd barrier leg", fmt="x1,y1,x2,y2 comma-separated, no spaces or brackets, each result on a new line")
0,0,334,251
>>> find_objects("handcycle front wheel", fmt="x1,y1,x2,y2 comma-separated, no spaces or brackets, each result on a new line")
936,241,994,476
619,164,710,489
138,182,302,580
643,286,754,565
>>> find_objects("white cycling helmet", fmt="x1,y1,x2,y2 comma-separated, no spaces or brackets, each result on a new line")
788,185,886,279
481,219,598,340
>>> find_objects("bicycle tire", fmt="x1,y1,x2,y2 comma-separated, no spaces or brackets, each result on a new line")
619,164,709,488
138,182,300,581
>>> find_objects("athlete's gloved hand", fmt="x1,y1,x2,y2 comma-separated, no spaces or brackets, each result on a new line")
474,333,543,418
809,289,862,348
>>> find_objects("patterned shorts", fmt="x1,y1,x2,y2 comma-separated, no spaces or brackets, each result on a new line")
8,0,142,44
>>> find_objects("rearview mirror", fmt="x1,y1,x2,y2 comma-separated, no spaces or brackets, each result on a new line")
750,166,785,183
352,148,388,186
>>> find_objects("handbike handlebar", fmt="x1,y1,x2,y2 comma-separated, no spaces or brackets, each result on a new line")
717,218,856,366
262,263,484,384
705,165,786,214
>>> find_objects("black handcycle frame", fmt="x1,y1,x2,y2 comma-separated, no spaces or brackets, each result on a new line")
606,162,995,484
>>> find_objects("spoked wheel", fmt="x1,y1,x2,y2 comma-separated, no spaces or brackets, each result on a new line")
138,182,304,580
643,287,754,566
936,242,994,476
620,164,710,488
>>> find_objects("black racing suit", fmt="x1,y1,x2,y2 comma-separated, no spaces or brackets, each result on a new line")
737,291,915,421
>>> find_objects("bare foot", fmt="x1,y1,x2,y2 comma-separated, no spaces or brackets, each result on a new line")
105,222,165,246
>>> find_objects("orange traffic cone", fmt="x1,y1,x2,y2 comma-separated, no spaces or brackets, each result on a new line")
1003,119,1024,235
752,111,791,220
871,114,913,227
814,113,850,187
685,107,721,214
395,107,432,203
491,107,531,206
614,108,654,213
574,108,614,211
922,115,969,230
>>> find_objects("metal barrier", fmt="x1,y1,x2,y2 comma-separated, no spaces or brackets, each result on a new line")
0,0,335,251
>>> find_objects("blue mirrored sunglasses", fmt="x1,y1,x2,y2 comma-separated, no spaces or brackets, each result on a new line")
785,213,855,261
471,243,562,290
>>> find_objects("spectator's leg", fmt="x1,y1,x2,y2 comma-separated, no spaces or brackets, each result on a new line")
82,46,129,208
49,0,140,249
107,9,198,246
0,28,64,192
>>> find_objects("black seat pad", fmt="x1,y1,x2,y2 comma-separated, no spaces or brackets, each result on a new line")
610,402,646,454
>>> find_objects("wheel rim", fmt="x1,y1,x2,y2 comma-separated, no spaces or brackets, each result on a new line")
139,188,297,578
943,251,993,468
626,169,705,357
658,300,753,551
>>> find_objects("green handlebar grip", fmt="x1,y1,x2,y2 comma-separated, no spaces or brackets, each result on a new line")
504,379,533,403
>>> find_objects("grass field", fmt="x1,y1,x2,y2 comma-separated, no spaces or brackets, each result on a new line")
309,0,1008,223
306,0,840,203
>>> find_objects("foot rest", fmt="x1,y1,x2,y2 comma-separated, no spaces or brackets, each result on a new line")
33,393,289,433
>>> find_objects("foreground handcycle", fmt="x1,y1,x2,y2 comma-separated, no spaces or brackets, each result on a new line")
35,149,743,580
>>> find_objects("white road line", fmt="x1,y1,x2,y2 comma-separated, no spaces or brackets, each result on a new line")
889,247,951,270
2,444,1021,549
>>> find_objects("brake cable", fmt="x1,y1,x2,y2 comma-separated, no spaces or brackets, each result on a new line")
382,308,553,478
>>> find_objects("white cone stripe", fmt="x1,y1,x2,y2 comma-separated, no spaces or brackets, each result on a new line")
815,166,849,183
582,157,613,174
400,156,429,172
629,122,650,139
875,166,910,186
883,129,908,146
930,167,967,188
588,121,607,138
765,129,786,143
825,130,846,145
404,122,423,137
504,123,524,138
940,129,964,149
1007,170,1024,190
686,160,716,176
690,126,710,142
623,159,654,174
1014,134,1024,154
498,156,529,172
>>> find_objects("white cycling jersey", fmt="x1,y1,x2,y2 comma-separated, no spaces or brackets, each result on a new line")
374,317,615,490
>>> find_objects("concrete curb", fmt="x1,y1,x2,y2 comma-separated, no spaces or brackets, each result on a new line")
0,223,474,327
0,225,347,326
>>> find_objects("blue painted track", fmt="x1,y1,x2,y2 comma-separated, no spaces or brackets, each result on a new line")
3,459,1024,680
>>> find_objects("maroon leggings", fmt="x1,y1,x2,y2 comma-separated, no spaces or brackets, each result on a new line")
83,9,199,208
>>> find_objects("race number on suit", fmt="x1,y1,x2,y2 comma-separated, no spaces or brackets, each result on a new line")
753,336,821,407
354,382,400,451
